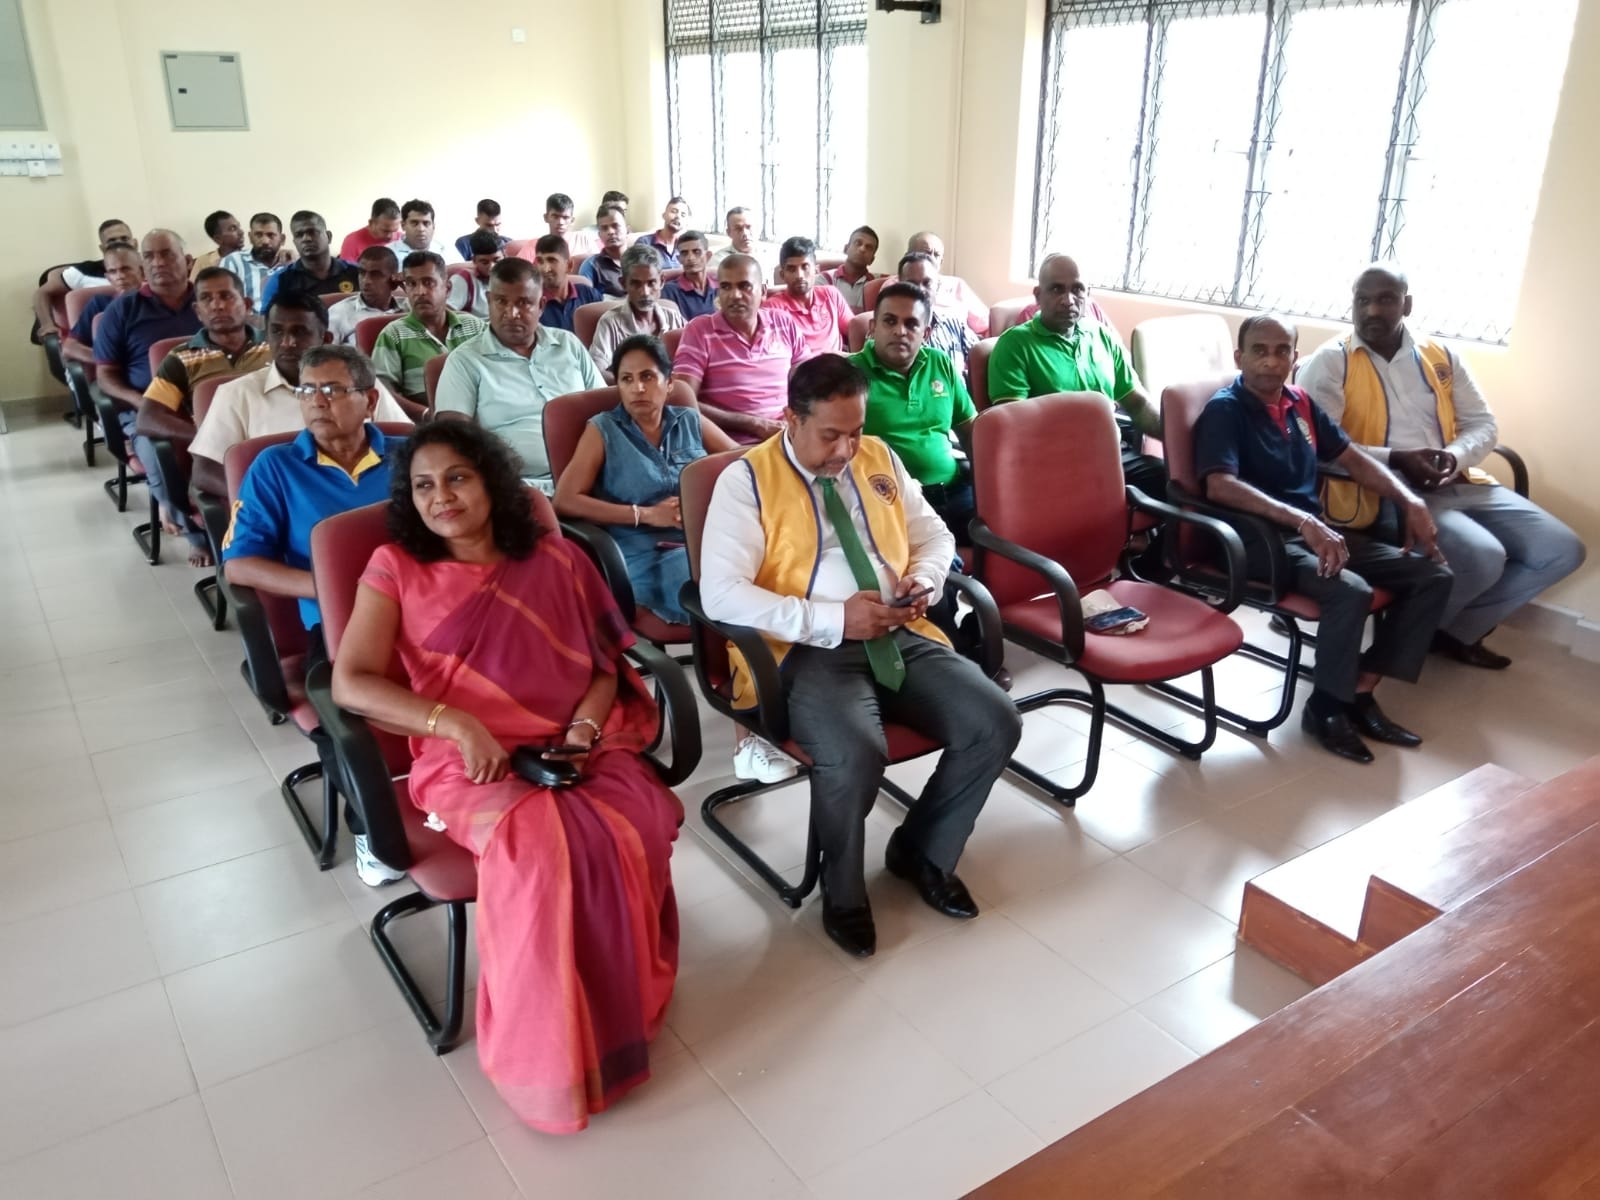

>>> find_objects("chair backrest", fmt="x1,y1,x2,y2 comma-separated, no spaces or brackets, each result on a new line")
225,433,311,660
967,337,999,411
64,285,113,332
423,352,449,411
817,253,847,273
147,335,187,380
355,312,404,357
191,372,242,429
972,392,1127,605
543,382,701,481
662,267,684,283
678,450,749,694
1160,376,1237,566
446,262,474,285
988,296,1033,337
569,252,591,274
846,311,873,353
573,300,613,348
662,326,685,361
862,276,889,312
1130,314,1234,403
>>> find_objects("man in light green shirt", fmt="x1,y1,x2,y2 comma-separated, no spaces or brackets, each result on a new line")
371,250,483,415
433,257,602,490
987,252,1166,494
851,280,977,540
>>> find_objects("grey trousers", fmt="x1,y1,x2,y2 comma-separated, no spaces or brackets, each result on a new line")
1283,531,1454,703
784,631,1022,907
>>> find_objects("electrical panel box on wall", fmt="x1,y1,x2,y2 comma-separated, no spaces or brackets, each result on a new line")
161,52,249,131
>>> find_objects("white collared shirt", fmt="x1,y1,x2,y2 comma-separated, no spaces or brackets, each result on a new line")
699,433,955,648
1298,327,1497,475
327,294,408,345
190,363,413,464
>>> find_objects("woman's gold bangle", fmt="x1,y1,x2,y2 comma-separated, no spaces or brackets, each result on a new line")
426,702,448,736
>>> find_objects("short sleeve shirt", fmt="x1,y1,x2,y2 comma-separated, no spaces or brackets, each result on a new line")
1193,376,1350,516
852,343,976,486
661,276,717,320
762,285,852,357
579,252,625,297
540,280,605,332
632,232,682,269
988,316,1136,408
145,325,273,414
589,301,685,375
671,311,808,442
221,425,397,629
259,258,360,313
371,310,486,400
92,285,203,391
70,292,119,344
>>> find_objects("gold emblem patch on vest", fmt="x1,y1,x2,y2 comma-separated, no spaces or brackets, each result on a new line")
869,473,898,504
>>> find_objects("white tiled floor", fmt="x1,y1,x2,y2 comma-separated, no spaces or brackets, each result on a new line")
2,406,1598,1198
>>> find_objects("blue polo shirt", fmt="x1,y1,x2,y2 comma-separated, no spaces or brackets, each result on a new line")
70,292,120,344
540,280,604,332
454,231,510,261
632,231,682,269
1194,376,1350,516
92,284,202,391
258,258,360,313
221,424,398,629
662,276,717,320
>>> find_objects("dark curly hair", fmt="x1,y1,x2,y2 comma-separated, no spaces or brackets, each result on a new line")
387,420,542,561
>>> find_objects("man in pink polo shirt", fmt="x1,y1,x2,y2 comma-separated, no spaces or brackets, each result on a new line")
763,236,852,356
673,254,807,443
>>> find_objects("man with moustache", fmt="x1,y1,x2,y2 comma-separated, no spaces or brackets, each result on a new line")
578,203,631,297
220,212,295,308
371,250,484,416
662,229,718,319
532,234,603,332
61,243,143,366
634,196,690,269
588,244,685,381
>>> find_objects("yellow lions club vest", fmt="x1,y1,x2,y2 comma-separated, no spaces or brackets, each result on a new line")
728,435,951,708
1321,334,1494,529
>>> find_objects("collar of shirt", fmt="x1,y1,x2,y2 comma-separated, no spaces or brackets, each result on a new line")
713,310,777,348
261,362,294,396
293,423,389,480
671,275,712,295
136,283,196,312
185,324,263,352
477,326,550,361
780,430,820,485
858,342,930,383
1349,326,1416,361
403,308,467,337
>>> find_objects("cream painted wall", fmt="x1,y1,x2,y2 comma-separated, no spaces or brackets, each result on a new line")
2,0,628,405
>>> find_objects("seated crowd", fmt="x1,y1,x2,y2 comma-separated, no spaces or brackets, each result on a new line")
32,188,1586,1138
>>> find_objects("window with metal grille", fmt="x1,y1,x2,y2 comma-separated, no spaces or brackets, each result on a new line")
665,0,868,251
1032,0,1578,344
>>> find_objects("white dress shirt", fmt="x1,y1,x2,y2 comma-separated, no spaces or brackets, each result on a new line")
699,434,956,648
327,294,407,345
1298,327,1498,478
190,363,412,463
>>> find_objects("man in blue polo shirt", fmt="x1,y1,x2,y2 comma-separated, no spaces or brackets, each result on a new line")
1194,313,1452,764
259,211,360,312
633,196,688,268
222,341,402,885
534,234,602,332
662,229,717,320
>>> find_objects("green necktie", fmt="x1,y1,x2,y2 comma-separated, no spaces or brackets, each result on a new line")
817,475,906,691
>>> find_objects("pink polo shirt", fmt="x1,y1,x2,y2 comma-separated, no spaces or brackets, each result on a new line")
673,310,807,443
762,285,852,356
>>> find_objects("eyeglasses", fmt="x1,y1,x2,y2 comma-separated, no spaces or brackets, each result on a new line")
291,384,369,399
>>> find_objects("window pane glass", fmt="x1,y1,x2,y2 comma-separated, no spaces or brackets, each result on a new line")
1246,3,1409,316
822,42,868,250
717,47,766,232
670,52,717,223
1134,10,1266,302
1035,19,1148,286
769,43,820,241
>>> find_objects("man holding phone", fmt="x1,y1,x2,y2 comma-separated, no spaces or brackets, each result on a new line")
700,355,1021,958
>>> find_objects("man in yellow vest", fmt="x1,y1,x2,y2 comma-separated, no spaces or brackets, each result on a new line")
700,355,1022,958
1299,265,1586,670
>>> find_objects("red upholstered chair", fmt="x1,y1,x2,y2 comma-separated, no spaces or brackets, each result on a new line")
541,383,700,647
146,336,187,382
846,311,873,353
662,267,684,283
987,297,1033,337
967,337,998,411
817,253,847,273
677,450,1005,905
662,327,685,361
61,286,113,463
355,312,404,357
969,392,1246,803
305,493,700,1050
861,275,889,313
85,313,157,561
423,353,449,413
569,252,591,274
573,300,613,348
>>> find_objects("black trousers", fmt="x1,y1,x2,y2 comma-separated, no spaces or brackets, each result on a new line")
304,625,365,835
783,631,1022,907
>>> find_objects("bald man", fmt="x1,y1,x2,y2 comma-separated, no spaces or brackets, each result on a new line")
1298,265,1585,669
988,252,1166,495
906,231,988,336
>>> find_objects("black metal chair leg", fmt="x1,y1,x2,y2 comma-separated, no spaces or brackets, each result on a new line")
1151,625,1306,736
1005,681,1109,806
280,760,338,868
370,891,469,1053
700,774,823,908
105,464,128,512
195,575,228,630
135,493,160,564
436,901,469,1054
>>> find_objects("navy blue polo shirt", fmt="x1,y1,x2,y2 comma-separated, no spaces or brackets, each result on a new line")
1194,375,1349,516
70,291,120,344
92,284,202,391
540,280,604,332
221,424,398,629
258,258,360,313
662,276,717,320
632,231,682,269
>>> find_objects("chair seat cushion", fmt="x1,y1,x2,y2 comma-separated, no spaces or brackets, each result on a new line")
1002,579,1243,684
1274,586,1393,622
633,610,690,646
397,784,478,902
780,723,942,768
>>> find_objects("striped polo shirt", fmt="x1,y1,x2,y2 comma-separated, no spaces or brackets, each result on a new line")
144,326,273,413
370,309,486,401
670,310,809,443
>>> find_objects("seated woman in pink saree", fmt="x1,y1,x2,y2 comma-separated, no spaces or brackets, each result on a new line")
332,419,681,1135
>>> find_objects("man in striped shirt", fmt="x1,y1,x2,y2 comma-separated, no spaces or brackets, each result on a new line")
220,212,290,310
371,251,485,416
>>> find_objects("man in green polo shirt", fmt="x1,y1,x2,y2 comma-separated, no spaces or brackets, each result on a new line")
371,250,485,417
853,281,978,541
988,252,1165,495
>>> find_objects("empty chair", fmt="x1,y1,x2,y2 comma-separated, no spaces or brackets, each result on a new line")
1130,314,1233,406
422,352,449,413
987,296,1033,337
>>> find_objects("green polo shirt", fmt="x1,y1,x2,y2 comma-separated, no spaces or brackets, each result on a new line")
370,309,485,401
988,316,1137,408
852,342,976,486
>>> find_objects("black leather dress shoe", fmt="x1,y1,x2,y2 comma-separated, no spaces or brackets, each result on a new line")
885,831,979,919
821,898,876,958
1349,695,1423,747
1300,706,1374,764
1431,631,1512,670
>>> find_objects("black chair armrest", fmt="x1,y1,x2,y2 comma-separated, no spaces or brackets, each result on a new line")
1488,444,1529,498
968,517,1086,661
625,638,703,786
42,332,63,381
559,518,638,623
216,573,294,716
1127,485,1247,613
679,582,790,745
1167,482,1292,603
304,660,413,871
195,490,230,555
91,383,129,460
150,437,192,516
943,570,1004,679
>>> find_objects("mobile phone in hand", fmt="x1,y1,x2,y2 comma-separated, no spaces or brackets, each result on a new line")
888,585,935,609
539,744,591,758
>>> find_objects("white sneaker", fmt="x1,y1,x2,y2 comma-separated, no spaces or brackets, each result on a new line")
733,735,800,784
353,833,405,887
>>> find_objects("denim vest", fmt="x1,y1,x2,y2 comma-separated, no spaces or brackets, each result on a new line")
593,404,705,558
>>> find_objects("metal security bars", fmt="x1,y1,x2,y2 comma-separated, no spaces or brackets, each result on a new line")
665,0,868,250
1033,0,1577,343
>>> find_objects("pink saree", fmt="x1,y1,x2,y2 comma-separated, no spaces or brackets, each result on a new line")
360,536,682,1134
